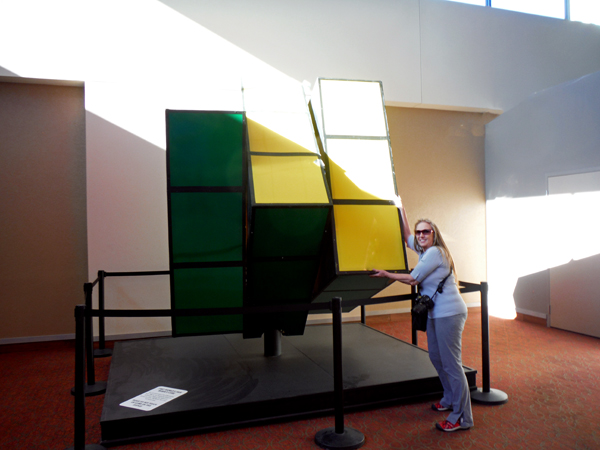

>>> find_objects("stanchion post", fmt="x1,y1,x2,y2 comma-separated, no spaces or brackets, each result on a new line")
98,271,105,349
66,306,106,450
360,305,366,325
332,297,344,434
480,282,490,392
411,285,418,345
84,283,96,386
94,271,112,358
470,281,508,405
72,284,106,397
314,297,365,450
73,305,86,450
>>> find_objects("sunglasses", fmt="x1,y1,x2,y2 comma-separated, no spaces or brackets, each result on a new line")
415,229,433,236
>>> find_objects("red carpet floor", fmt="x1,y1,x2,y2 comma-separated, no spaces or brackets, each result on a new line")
1,309,599,450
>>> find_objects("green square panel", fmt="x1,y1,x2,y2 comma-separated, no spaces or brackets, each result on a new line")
168,111,244,187
172,267,243,335
248,259,319,303
251,207,329,258
170,192,243,263
244,259,318,337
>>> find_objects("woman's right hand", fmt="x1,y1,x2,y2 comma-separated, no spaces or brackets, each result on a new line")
370,269,417,285
369,270,389,278
395,195,411,242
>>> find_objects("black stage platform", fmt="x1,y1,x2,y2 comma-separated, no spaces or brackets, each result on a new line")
100,323,477,446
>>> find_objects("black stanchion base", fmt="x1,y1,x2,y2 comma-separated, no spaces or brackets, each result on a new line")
71,381,107,397
471,388,508,405
94,348,113,358
66,444,107,450
315,427,365,450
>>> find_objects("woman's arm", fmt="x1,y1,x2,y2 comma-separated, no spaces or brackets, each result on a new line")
371,247,445,287
394,196,411,244
369,196,418,285
370,270,418,286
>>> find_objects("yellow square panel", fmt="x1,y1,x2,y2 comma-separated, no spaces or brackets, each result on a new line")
334,204,406,272
251,155,330,204
326,138,396,200
247,113,318,154
320,80,387,137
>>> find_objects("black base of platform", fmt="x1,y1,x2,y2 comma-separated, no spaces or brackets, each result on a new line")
100,323,477,446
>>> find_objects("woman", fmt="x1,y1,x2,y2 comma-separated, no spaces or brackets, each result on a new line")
370,197,473,432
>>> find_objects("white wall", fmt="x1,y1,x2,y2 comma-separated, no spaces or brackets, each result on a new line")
419,1,600,112
485,70,600,323
3,0,600,109
2,0,600,336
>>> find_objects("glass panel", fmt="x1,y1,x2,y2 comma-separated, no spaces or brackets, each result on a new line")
172,267,243,335
251,207,329,257
244,259,316,337
319,80,388,137
168,111,244,187
492,0,565,19
247,113,318,154
312,288,384,312
570,0,600,25
243,310,309,337
170,192,243,263
333,204,406,272
248,260,319,302
250,155,329,204
326,138,396,200
320,273,392,291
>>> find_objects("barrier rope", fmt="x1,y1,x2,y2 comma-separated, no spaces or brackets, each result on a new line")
70,272,497,450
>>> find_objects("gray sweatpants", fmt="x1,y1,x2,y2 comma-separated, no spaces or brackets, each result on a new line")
427,313,474,427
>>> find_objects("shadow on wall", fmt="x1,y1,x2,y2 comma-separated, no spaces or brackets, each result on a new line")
0,66,19,77
86,111,172,338
514,253,600,338
485,71,600,321
513,268,549,320
548,252,600,339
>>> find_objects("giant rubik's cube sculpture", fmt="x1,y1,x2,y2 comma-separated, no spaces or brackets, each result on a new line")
166,79,408,338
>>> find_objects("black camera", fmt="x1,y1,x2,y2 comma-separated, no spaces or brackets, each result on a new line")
412,295,434,315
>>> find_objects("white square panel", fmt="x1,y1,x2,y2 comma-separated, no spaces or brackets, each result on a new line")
326,138,396,200
319,80,388,137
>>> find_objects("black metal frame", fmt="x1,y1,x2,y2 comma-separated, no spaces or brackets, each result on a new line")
310,77,410,277
71,269,504,449
66,306,107,450
244,106,333,339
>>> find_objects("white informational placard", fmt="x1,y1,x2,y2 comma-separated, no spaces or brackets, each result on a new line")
120,386,188,412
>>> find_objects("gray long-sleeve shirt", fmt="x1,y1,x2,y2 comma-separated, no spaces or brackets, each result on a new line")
408,235,467,319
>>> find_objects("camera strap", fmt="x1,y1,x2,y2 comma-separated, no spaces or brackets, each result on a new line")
430,269,452,303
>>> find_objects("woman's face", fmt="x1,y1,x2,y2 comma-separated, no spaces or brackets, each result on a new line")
415,222,434,251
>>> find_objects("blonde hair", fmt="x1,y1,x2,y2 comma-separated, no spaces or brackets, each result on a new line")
414,219,457,278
